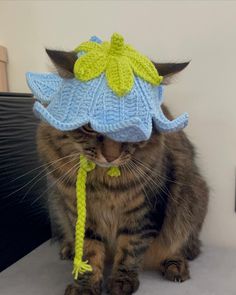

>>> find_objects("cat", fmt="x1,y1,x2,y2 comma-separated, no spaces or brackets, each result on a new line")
37,49,209,295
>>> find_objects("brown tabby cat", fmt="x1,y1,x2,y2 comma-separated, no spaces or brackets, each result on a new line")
37,49,209,295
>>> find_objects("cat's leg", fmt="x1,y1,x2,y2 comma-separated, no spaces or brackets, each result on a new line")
57,211,74,260
47,188,75,260
54,208,75,260
107,233,150,295
60,240,74,260
142,167,208,282
143,239,190,283
65,234,105,295
182,233,201,261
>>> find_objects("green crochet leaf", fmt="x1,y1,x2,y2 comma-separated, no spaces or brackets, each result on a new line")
125,46,163,85
106,56,134,96
101,41,110,53
74,51,107,81
74,41,102,53
73,33,163,96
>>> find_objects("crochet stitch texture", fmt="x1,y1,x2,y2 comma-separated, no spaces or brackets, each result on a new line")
74,33,163,96
26,33,189,142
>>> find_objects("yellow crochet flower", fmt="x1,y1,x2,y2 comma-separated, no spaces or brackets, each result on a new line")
74,33,163,96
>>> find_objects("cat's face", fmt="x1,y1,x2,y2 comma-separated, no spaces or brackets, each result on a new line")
67,123,151,167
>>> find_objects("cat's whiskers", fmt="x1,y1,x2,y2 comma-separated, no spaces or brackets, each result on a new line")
130,159,178,206
130,161,166,208
135,155,207,194
5,152,81,200
21,155,80,201
9,152,81,184
132,156,185,187
125,161,153,209
31,160,81,205
124,162,157,237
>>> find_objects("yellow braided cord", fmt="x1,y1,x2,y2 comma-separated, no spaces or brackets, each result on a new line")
73,155,120,279
72,155,95,279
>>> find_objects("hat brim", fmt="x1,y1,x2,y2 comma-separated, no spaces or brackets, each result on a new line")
33,101,152,142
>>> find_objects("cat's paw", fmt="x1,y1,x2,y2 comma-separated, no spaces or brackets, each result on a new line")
64,283,102,295
161,258,190,282
107,270,140,295
60,242,74,260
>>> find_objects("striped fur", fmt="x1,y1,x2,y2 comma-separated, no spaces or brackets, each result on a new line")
37,105,209,295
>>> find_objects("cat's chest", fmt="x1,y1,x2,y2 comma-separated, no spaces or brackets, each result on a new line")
87,192,125,247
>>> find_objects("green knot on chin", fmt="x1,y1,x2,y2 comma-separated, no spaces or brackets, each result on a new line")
107,166,121,177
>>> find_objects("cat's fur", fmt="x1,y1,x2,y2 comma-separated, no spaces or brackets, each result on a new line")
37,49,209,295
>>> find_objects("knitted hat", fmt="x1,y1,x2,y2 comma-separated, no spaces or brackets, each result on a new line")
26,33,188,142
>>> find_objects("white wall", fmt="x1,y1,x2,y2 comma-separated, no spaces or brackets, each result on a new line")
0,0,236,248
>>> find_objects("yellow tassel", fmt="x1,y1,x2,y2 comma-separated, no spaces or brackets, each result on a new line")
73,155,120,279
72,259,92,280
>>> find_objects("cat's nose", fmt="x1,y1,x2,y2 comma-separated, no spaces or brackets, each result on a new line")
102,137,122,163
104,153,119,163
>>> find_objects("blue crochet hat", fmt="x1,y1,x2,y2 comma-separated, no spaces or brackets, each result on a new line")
26,33,188,142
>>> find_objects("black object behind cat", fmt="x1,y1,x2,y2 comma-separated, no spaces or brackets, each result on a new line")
0,93,51,271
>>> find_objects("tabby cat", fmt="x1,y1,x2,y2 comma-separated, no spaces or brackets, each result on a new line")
37,49,209,295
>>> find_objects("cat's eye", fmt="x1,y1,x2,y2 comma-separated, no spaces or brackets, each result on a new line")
80,124,96,135
97,134,104,142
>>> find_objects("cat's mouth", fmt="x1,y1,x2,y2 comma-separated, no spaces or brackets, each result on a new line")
94,159,120,168
95,161,114,168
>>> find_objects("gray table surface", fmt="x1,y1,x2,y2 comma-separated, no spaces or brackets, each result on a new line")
1,241,236,295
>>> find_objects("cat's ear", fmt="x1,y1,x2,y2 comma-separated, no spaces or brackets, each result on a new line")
46,49,77,78
153,62,190,85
